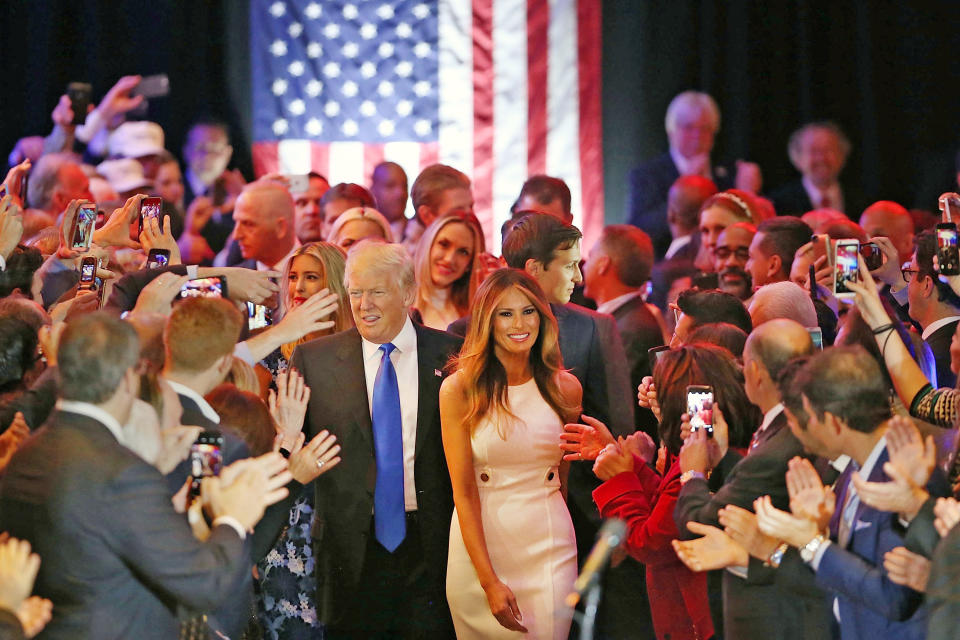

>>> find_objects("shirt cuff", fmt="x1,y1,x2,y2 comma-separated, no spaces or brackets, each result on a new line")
212,516,247,540
726,565,749,579
809,539,832,571
890,283,909,305
186,264,199,278
233,341,255,366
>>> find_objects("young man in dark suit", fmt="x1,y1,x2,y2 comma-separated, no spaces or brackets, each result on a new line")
291,241,461,638
0,313,291,639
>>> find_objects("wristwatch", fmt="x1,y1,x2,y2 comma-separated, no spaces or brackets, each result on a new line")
680,470,706,485
765,542,789,568
799,534,827,563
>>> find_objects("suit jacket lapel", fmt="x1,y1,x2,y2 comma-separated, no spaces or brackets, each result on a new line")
413,324,444,459
332,330,374,453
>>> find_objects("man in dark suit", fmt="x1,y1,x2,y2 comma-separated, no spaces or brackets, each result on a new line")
627,91,761,249
674,319,830,639
769,121,868,219
291,241,461,638
663,175,716,262
0,312,290,639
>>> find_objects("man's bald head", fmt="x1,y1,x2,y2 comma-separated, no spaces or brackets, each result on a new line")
744,318,815,382
667,175,718,235
860,201,914,263
232,181,296,265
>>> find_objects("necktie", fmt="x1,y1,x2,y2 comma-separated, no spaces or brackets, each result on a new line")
837,466,860,548
371,343,406,552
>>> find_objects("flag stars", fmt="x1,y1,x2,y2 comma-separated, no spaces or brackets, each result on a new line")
360,62,377,79
342,80,359,97
342,42,359,58
396,100,412,117
378,42,395,58
325,101,341,117
271,78,288,96
412,4,430,19
360,100,377,117
413,81,431,97
395,61,413,78
305,79,323,97
377,81,395,97
378,120,395,137
342,4,359,20
304,2,322,19
305,118,323,136
272,118,289,135
414,119,432,137
288,22,303,38
288,99,306,116
376,4,394,20
323,61,341,78
396,23,412,39
323,23,340,39
269,2,286,18
306,42,322,58
413,42,431,58
270,40,287,57
342,119,359,136
360,23,377,39
288,60,305,76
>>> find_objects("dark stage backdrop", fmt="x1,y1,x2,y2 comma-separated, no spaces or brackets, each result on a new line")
3,1,960,224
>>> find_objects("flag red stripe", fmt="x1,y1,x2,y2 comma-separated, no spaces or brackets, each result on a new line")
526,0,549,177
472,0,495,237
420,141,440,169
577,0,604,250
363,144,386,185
311,144,330,180
252,142,279,177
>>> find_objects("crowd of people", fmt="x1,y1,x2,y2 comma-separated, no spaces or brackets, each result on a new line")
2,76,960,640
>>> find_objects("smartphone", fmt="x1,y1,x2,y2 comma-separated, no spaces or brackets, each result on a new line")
860,241,883,272
67,82,93,126
807,327,824,350
71,203,97,252
286,174,310,193
833,239,859,299
937,223,960,276
178,276,226,299
131,74,170,99
78,256,97,291
686,385,714,437
246,301,273,330
189,430,224,498
648,345,670,366
94,276,105,308
139,197,163,235
811,233,831,267
146,248,170,269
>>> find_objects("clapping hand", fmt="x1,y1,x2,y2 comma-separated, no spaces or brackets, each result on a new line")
0,537,52,638
637,377,661,421
934,497,960,538
592,442,634,481
883,546,930,592
672,521,748,572
719,504,781,561
560,415,615,462
204,452,293,532
755,495,822,549
619,431,656,464
851,416,932,520
786,457,836,532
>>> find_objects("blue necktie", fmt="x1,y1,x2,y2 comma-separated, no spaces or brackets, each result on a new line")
371,343,406,551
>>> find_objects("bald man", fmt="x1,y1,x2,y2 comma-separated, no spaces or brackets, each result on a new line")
675,318,830,640
662,175,718,260
860,200,915,264
232,181,300,271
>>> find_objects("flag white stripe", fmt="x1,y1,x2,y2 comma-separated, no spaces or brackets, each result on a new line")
383,141,423,220
490,0,529,254
546,0,585,243
277,139,312,174
327,142,366,186
437,0,474,178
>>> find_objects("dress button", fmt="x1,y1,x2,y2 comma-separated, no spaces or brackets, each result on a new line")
480,473,490,482
547,472,555,481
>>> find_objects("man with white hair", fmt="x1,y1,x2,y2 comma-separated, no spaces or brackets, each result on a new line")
748,281,819,328
627,91,761,239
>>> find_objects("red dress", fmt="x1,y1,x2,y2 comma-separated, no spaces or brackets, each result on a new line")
593,454,714,640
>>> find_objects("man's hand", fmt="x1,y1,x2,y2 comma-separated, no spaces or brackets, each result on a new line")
679,428,713,474
51,94,79,131
560,415,615,462
139,215,182,266
205,452,293,532
934,497,960,538
672,521,749,572
593,443,633,481
219,268,281,305
267,289,339,342
287,430,342,484
56,200,87,260
0,195,24,261
883,546,930,592
93,194,144,250
786,457,836,532
734,160,762,194
637,376,661,422
844,259,894,331
0,537,41,617
886,415,936,488
0,412,30,473
852,459,928,521
619,431,656,465
270,368,311,448
719,504,781,561
708,405,730,468
96,75,144,121
17,595,52,639
755,495,821,548
184,196,217,235
131,272,190,316
867,236,907,289
2,160,31,209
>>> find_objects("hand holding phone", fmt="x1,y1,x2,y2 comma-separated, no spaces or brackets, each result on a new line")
178,276,227,299
78,257,98,291
66,82,93,126
139,197,163,235
146,248,170,269
936,223,960,276
686,385,714,437
71,203,98,252
833,240,859,299
189,430,224,499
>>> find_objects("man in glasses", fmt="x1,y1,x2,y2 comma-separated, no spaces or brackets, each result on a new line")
714,221,756,300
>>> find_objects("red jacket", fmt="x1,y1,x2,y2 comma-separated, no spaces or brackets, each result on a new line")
593,455,714,640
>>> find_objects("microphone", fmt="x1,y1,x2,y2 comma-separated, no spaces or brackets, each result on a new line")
566,518,627,607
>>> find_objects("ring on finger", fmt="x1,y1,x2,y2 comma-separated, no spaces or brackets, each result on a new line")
316,458,325,470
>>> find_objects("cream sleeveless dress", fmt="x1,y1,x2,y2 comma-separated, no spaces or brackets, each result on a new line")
446,378,577,639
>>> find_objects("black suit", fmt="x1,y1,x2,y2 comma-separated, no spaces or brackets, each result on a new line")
768,178,869,219
0,410,249,639
674,410,832,640
290,323,461,637
103,264,190,314
608,295,665,436
924,319,960,390
627,151,732,259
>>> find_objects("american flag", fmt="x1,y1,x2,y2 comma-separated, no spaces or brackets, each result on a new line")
250,0,603,252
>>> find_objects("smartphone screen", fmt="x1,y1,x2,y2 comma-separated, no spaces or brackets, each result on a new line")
686,385,714,436
178,276,225,299
807,327,824,350
146,248,170,269
131,74,170,99
189,431,224,498
79,257,97,289
860,242,883,272
139,197,163,234
246,301,273,330
71,204,97,251
834,240,859,297
937,223,960,276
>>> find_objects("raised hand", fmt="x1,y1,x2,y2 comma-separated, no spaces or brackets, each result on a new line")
934,497,960,538
786,457,835,532
755,495,821,549
844,258,893,331
592,443,633,481
886,415,935,488
678,428,712,474
2,160,30,209
269,289,339,342
0,195,24,261
672,521,748,572
139,215,182,266
97,75,144,121
131,272,190,316
220,268,281,305
719,504,781,561
637,376,661,421
883,546,930,592
483,580,528,633
560,415,615,462
287,430,342,484
93,194,144,250
270,368,311,447
56,200,87,260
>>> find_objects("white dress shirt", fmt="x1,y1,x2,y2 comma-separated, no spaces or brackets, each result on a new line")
664,234,693,260
757,403,784,436
802,176,844,213
163,379,221,425
921,315,960,341
256,238,302,273
596,291,644,316
361,316,420,511
670,147,712,179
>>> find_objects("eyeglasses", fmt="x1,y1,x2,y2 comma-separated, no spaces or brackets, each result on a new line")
714,246,750,261
901,265,920,283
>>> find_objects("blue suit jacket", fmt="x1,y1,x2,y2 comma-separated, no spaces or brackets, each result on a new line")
816,448,928,639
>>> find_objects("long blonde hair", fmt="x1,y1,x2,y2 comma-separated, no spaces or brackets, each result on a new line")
414,211,486,317
280,242,352,360
451,268,577,434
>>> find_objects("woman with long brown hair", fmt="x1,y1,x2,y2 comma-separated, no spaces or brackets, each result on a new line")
441,268,582,639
